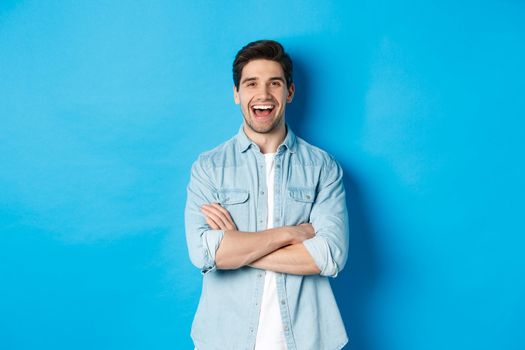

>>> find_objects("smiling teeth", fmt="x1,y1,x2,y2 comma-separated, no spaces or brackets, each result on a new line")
253,105,274,110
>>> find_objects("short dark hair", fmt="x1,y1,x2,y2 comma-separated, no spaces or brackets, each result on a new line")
233,40,293,89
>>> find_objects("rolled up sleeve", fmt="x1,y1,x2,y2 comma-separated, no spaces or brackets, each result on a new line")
185,156,224,274
302,157,349,277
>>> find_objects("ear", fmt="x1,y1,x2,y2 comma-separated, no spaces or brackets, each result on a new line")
233,85,240,104
286,83,295,103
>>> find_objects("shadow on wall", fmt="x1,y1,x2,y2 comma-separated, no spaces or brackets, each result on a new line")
286,56,310,136
335,167,380,350
287,56,381,350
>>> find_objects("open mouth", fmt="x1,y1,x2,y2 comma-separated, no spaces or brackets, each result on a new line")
251,104,275,118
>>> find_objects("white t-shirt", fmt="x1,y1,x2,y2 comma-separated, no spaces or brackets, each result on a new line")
254,153,287,349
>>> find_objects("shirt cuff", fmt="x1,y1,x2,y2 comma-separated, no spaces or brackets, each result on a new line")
201,229,224,275
303,235,339,277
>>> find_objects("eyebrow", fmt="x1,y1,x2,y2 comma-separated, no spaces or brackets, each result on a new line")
269,77,286,83
241,77,257,84
241,76,286,85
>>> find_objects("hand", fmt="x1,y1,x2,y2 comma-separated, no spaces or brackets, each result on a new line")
286,223,315,244
200,203,238,231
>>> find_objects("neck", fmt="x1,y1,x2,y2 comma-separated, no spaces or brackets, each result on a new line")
243,121,286,154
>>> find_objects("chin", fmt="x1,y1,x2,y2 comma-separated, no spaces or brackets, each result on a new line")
249,117,283,134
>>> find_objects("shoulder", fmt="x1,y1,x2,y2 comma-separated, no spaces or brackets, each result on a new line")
192,135,240,170
293,136,338,169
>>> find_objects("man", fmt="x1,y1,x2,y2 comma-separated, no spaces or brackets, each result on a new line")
185,40,349,350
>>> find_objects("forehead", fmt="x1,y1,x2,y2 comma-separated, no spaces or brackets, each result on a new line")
241,59,285,80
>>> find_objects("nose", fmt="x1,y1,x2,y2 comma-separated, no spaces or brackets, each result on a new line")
256,84,272,99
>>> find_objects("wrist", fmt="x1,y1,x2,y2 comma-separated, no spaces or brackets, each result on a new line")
267,226,294,247
281,226,295,245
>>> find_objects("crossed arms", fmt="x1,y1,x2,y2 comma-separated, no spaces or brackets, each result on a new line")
201,203,320,275
185,156,349,277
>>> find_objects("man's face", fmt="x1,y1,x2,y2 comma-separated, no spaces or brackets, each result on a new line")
234,59,295,134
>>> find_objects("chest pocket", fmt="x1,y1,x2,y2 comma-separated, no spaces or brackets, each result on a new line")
285,187,316,225
217,189,250,231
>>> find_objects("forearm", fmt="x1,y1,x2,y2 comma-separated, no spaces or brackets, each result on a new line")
215,227,293,269
249,243,321,275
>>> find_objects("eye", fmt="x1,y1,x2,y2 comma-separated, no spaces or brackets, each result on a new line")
246,81,256,87
271,81,282,87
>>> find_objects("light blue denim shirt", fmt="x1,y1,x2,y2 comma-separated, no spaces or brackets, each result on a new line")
185,125,349,350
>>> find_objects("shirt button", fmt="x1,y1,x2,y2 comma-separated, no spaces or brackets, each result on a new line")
276,164,280,169
284,325,289,331
258,273,263,278
281,300,286,305
260,191,264,195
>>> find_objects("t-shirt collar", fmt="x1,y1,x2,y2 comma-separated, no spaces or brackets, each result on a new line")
236,124,297,154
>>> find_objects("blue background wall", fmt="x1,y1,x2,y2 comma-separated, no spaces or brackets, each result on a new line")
1,1,524,349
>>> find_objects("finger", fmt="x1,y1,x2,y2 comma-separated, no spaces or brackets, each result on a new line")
210,203,237,229
200,206,222,229
204,204,234,229
203,204,237,231
201,206,229,229
210,203,232,217
300,223,315,235
204,215,220,230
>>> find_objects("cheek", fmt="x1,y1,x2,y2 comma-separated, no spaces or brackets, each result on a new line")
240,97,252,110
241,101,251,115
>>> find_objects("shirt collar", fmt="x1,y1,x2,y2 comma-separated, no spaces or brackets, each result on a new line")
236,124,297,154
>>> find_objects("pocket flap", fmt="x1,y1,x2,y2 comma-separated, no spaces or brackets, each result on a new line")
288,187,316,203
217,190,250,205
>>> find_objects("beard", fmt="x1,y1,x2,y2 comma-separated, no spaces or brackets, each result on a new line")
243,112,283,134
